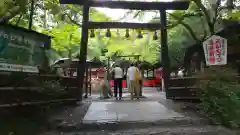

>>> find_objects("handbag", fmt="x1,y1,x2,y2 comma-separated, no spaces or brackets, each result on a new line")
134,68,141,81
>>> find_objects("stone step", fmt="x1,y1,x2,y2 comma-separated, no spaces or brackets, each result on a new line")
41,125,237,135
54,117,209,132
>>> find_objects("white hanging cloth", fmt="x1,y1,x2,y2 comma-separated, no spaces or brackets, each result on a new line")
131,29,135,42
97,29,101,40
146,32,151,52
116,29,121,40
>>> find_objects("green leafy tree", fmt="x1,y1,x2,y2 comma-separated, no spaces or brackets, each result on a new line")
120,0,240,68
0,0,28,23
1,0,115,63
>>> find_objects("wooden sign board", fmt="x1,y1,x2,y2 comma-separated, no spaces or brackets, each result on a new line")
203,35,227,66
0,24,51,73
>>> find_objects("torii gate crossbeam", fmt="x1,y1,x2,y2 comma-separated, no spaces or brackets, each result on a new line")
59,0,190,101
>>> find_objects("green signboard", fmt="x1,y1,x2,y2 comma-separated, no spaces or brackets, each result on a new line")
0,24,51,73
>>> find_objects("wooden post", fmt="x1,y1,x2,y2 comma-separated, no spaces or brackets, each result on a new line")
84,63,89,98
28,0,35,30
77,3,90,101
160,10,170,97
107,57,110,81
152,68,155,77
88,63,92,96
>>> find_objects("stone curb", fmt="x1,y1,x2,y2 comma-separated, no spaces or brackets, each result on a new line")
55,117,210,132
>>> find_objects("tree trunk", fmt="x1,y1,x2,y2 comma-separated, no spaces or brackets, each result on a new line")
68,49,72,58
15,13,23,26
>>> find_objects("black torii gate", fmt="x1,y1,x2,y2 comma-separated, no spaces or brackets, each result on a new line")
59,0,190,101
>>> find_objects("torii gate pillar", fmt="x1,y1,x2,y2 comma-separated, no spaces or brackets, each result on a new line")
59,0,190,100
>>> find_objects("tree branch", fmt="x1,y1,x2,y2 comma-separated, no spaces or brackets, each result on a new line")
15,12,23,26
171,55,181,65
132,10,143,19
168,12,200,43
118,10,137,21
167,13,185,28
0,6,21,23
200,17,208,41
211,0,222,33
0,0,31,24
36,3,82,27
64,13,82,26
192,0,213,34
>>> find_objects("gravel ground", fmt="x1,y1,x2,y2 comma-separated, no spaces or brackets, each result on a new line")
46,100,92,131
0,100,91,135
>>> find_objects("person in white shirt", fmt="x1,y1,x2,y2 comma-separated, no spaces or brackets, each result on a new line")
127,63,139,99
112,64,123,100
177,68,184,78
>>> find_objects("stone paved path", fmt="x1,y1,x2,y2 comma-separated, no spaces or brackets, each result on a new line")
39,87,237,135
83,101,183,123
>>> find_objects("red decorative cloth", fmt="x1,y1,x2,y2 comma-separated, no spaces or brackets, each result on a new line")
96,68,105,79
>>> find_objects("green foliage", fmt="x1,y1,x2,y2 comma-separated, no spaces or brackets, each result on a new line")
197,67,240,128
45,49,62,65
0,0,27,17
0,0,15,16
3,0,239,67
105,31,160,64
0,0,29,26
48,24,80,50
227,10,240,20
148,0,240,67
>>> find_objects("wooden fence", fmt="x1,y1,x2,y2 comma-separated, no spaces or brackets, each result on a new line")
167,77,200,101
0,71,79,108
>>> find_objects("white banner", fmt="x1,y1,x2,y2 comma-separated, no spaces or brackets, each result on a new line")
0,63,39,73
203,35,227,66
